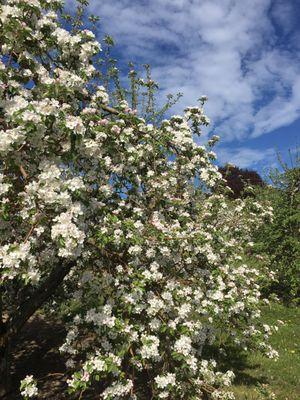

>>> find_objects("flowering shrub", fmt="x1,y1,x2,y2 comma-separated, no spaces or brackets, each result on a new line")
0,0,278,398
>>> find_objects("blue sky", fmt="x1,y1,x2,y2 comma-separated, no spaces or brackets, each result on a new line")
68,0,300,173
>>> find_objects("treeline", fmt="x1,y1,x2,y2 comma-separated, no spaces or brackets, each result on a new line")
220,160,300,304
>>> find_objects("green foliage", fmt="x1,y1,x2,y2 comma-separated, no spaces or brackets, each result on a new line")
254,151,300,304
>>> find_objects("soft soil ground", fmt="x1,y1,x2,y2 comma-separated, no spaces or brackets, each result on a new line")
8,315,68,399
5,303,300,399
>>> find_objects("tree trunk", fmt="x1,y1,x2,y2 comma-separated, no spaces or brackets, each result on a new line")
0,327,10,399
0,261,73,397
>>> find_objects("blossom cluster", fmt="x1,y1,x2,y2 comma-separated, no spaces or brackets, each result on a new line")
19,375,38,399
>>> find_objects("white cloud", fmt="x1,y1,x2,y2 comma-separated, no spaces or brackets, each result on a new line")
251,75,300,136
217,146,276,169
66,0,300,146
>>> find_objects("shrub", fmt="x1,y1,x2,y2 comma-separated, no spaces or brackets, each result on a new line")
254,155,300,304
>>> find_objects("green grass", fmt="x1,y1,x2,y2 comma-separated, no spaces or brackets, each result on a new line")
231,303,300,400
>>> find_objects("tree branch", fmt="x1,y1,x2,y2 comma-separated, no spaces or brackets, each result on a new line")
101,104,119,115
3,261,74,342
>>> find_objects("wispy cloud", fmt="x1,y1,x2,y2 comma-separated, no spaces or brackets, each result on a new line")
217,146,276,169
66,0,300,167
80,0,300,140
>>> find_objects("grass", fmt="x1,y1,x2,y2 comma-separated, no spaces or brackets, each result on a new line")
231,303,300,399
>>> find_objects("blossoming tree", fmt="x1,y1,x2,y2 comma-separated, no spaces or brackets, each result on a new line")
0,0,277,398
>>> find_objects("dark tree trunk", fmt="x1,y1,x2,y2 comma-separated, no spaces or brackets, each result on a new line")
0,261,73,397
0,327,10,399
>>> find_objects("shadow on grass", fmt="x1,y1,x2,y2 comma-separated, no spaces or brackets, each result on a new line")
5,317,273,399
203,344,269,387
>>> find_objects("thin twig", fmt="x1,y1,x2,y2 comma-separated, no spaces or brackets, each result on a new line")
19,165,28,180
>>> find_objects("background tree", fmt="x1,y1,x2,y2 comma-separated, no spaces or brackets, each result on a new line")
219,164,265,199
253,150,300,304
